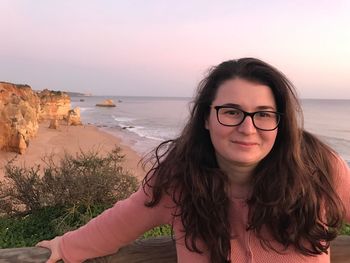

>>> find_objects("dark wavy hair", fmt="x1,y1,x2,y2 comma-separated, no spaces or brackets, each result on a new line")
142,58,345,262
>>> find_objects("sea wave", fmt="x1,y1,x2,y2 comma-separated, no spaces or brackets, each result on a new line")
112,116,135,122
79,107,94,112
126,126,166,141
319,135,350,148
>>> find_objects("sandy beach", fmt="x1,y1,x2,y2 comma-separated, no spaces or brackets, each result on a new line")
0,121,146,181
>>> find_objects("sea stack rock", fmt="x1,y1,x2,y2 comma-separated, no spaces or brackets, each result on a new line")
96,99,116,107
48,119,59,129
0,82,40,154
67,107,82,126
37,89,71,120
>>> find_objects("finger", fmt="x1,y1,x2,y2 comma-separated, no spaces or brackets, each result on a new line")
35,242,57,263
36,240,50,248
46,257,59,263
45,248,61,263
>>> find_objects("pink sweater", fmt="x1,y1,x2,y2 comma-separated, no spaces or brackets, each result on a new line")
60,158,350,263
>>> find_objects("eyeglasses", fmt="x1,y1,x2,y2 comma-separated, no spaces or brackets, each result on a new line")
213,106,282,131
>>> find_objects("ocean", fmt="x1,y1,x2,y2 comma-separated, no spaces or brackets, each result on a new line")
71,97,350,166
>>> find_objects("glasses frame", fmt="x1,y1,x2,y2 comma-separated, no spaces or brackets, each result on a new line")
213,105,282,131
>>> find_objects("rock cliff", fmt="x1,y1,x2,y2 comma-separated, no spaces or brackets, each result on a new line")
37,89,71,120
0,82,40,154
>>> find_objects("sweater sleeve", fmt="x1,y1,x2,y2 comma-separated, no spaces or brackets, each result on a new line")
333,156,350,222
59,185,174,263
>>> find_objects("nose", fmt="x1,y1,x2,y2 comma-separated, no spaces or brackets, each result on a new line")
237,115,256,134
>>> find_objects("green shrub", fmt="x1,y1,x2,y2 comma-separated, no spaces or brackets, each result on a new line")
340,223,350,235
0,147,138,215
142,225,172,239
0,204,114,248
0,147,139,247
0,207,64,248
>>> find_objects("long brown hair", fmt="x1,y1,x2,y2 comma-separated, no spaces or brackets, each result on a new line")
142,58,345,262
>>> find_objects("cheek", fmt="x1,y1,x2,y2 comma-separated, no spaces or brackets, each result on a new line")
208,124,233,153
207,117,228,138
264,130,278,149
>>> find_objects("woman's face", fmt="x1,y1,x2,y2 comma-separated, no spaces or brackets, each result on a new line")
206,77,278,171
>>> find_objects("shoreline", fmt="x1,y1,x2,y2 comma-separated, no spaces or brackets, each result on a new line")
0,121,147,181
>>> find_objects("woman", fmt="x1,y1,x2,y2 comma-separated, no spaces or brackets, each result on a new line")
37,58,350,262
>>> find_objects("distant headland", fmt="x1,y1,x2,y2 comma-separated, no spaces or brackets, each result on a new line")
64,91,92,97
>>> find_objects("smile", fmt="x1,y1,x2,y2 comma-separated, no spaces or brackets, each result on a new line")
232,141,258,146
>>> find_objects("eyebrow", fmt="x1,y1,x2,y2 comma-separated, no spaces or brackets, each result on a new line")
220,103,277,111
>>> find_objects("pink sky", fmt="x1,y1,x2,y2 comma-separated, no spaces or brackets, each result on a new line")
0,0,349,98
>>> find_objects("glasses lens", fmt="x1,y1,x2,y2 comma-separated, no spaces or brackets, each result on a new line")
217,107,244,126
253,112,280,130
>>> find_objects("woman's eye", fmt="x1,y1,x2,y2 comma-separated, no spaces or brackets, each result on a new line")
224,109,240,115
257,112,271,118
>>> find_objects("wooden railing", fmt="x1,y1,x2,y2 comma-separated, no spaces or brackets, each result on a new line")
0,236,349,263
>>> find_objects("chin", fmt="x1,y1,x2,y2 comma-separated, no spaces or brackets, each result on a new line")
230,158,260,167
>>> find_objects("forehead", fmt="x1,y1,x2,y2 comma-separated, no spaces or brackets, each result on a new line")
213,78,276,109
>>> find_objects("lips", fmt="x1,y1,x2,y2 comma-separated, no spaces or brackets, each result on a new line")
232,141,258,146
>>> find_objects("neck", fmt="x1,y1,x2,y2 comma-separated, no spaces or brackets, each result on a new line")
227,166,253,199
226,165,254,186
217,158,255,184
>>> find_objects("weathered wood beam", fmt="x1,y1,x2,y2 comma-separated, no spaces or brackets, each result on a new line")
330,235,350,263
0,235,349,263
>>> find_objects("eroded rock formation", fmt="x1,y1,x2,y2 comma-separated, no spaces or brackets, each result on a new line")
0,82,40,154
48,119,59,129
0,83,82,154
67,107,82,126
37,89,71,120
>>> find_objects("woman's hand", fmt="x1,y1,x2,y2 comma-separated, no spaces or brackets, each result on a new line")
36,236,63,263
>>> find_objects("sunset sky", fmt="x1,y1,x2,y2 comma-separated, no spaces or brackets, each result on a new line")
0,0,349,99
